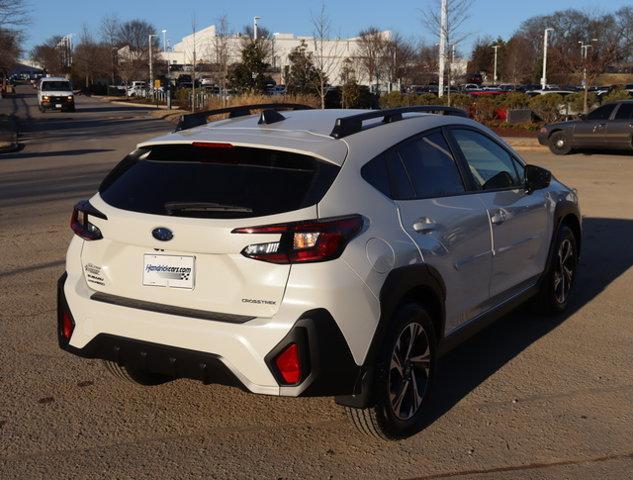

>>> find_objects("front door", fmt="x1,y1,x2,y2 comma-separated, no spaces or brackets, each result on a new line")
574,103,617,148
448,128,551,301
389,130,493,334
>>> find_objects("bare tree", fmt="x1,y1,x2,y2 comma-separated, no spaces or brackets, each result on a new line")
0,0,29,28
383,33,416,89
212,15,231,103
421,0,473,94
30,36,66,74
311,1,339,108
357,27,389,91
100,14,120,83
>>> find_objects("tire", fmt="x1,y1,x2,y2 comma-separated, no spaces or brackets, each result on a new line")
345,303,437,440
532,224,578,314
103,360,172,386
548,131,573,155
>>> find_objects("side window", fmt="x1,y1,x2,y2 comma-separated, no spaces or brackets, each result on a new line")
452,129,521,190
614,103,633,120
361,154,391,197
587,104,616,121
386,150,416,200
396,131,465,198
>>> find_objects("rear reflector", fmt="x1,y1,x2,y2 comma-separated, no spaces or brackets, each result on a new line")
274,343,301,384
61,310,74,341
233,215,364,264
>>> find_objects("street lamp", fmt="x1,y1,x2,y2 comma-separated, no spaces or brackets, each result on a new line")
541,28,554,90
253,16,260,40
492,45,500,83
148,34,158,88
579,38,598,114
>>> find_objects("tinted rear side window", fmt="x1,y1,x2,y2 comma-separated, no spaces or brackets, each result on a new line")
361,154,391,197
396,131,465,198
99,145,340,218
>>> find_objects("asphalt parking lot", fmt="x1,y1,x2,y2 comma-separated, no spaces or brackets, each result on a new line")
1,86,632,479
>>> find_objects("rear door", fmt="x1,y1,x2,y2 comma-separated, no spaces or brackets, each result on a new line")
606,103,633,149
392,130,493,334
449,128,550,300
81,144,340,318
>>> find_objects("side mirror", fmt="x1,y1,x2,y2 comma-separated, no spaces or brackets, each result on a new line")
525,164,551,193
578,113,587,121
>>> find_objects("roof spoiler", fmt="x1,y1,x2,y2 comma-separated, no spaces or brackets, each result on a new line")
174,103,313,132
330,105,468,139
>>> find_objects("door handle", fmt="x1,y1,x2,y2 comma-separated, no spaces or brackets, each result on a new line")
412,217,437,233
490,209,508,225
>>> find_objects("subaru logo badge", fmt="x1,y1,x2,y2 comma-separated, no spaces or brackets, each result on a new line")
152,227,173,241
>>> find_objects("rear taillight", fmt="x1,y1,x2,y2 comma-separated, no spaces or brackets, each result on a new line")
274,343,301,384
71,200,107,240
232,215,364,264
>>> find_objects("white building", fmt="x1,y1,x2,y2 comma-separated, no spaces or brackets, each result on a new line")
162,23,392,86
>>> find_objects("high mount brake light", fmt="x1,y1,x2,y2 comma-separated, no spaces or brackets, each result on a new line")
191,142,234,149
71,200,107,241
232,215,364,264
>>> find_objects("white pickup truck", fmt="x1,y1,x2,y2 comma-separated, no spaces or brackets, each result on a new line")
38,77,75,112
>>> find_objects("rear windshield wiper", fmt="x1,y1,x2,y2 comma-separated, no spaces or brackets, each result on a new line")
165,201,253,214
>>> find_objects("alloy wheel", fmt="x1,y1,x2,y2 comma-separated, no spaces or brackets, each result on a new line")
553,238,575,304
388,322,431,420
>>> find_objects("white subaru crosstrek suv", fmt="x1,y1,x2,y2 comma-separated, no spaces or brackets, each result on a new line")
58,104,581,439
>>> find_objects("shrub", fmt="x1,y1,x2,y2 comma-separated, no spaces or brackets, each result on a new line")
562,92,598,115
415,93,445,106
498,92,530,109
472,97,497,122
449,93,473,111
529,93,563,123
602,89,632,104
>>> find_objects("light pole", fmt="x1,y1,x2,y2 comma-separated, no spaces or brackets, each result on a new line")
148,34,158,89
438,0,447,98
541,28,554,90
253,16,260,41
492,45,500,83
579,38,598,114
162,29,170,109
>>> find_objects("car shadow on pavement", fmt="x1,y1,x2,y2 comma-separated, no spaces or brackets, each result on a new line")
1,148,114,160
74,105,158,113
421,216,633,428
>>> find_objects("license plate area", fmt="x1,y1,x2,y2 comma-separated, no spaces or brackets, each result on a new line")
55,103,62,108
143,254,195,289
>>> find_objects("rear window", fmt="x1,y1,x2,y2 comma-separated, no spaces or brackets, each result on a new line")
99,145,340,219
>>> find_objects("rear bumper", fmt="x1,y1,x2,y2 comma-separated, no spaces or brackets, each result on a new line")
57,272,360,397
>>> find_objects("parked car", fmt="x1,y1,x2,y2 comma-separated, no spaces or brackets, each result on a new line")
538,100,633,154
126,81,147,97
526,89,575,97
57,104,581,440
461,83,480,92
38,77,75,112
268,85,287,96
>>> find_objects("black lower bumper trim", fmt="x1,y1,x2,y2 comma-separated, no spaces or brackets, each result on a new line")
64,333,247,389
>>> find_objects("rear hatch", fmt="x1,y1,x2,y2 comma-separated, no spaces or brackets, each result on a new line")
81,143,341,318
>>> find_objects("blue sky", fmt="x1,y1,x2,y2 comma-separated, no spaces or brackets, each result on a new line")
24,0,631,57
